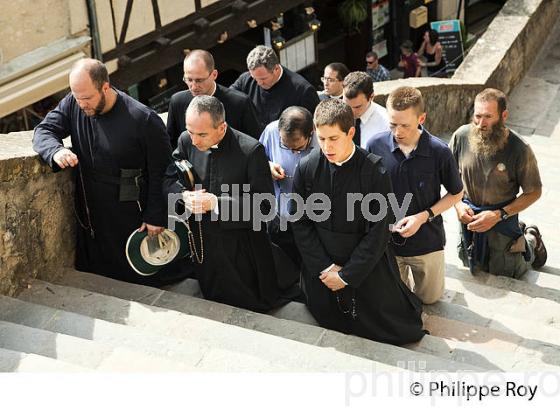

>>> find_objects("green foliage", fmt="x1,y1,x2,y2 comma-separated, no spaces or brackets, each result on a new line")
338,0,369,32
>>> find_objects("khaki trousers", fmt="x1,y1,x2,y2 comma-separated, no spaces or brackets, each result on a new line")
396,250,445,304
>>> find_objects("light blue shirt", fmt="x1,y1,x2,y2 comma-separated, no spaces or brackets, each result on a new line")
259,120,316,217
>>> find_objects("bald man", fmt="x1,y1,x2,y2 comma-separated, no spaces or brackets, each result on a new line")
33,58,188,286
166,49,262,148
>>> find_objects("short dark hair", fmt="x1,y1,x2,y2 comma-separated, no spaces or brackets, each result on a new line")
278,106,313,140
185,49,215,72
387,86,425,115
400,40,413,51
187,95,225,128
343,71,374,100
325,62,349,81
366,51,378,60
475,88,508,116
313,98,354,134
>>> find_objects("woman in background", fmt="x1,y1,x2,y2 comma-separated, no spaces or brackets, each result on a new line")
418,29,447,78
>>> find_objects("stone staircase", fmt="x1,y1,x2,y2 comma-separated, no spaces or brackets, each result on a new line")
1,263,559,372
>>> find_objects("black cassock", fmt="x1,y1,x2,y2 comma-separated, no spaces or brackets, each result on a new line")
166,84,263,149
291,147,426,345
33,90,187,286
163,127,294,312
230,66,320,128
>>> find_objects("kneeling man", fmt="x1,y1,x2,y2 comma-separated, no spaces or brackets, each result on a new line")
450,88,546,278
164,96,292,312
291,98,425,345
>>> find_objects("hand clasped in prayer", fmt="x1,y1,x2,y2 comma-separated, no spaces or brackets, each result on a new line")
182,189,218,214
320,264,346,291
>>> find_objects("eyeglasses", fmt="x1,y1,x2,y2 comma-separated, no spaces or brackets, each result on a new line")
366,60,375,65
321,77,340,84
279,137,312,154
183,73,212,84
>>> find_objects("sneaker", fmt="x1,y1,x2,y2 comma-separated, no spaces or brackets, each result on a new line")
525,225,547,269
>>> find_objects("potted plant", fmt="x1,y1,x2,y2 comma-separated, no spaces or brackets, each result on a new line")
338,0,370,70
338,0,369,33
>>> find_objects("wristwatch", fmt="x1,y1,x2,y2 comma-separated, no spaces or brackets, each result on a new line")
499,208,510,221
426,208,435,222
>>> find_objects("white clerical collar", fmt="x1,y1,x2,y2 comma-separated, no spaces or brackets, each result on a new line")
359,101,376,124
334,144,356,166
270,65,284,88
210,126,228,149
209,82,217,96
331,93,343,99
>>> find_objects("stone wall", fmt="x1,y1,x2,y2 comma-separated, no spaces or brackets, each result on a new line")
0,132,74,296
0,0,89,63
0,0,558,295
373,78,484,136
372,0,560,137
454,0,560,95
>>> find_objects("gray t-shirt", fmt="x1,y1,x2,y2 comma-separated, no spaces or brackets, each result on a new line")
449,124,542,206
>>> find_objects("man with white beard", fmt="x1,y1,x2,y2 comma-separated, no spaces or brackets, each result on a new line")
449,88,547,278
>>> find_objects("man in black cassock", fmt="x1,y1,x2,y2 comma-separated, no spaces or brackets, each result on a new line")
166,49,262,149
33,58,187,286
230,45,320,128
291,99,425,345
163,95,292,312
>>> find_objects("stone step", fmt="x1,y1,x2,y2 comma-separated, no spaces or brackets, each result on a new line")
444,263,560,304
31,272,480,372
0,319,196,372
424,298,560,351
0,295,291,372
271,299,560,371
161,274,560,370
171,273,560,335
421,314,560,370
14,283,415,373
442,276,560,330
162,275,560,358
0,347,90,372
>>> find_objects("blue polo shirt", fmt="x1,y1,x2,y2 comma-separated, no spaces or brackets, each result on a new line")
366,127,463,257
259,120,316,218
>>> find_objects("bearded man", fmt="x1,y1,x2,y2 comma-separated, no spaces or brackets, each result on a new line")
33,58,187,286
449,88,547,278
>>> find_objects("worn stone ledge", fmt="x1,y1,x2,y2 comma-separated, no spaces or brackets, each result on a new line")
373,79,484,136
0,130,74,296
454,0,560,94
370,0,560,136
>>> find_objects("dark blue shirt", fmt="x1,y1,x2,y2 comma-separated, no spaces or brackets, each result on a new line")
366,128,463,256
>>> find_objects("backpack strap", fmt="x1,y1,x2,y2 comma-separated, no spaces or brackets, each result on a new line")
360,152,386,233
360,152,383,193
302,148,321,199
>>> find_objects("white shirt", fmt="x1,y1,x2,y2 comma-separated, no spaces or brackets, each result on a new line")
317,90,343,99
209,82,217,96
358,102,390,149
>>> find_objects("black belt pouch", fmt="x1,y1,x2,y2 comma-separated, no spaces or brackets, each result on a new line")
119,168,144,202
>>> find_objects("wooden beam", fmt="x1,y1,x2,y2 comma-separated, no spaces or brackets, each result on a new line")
106,0,310,88
118,0,135,45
